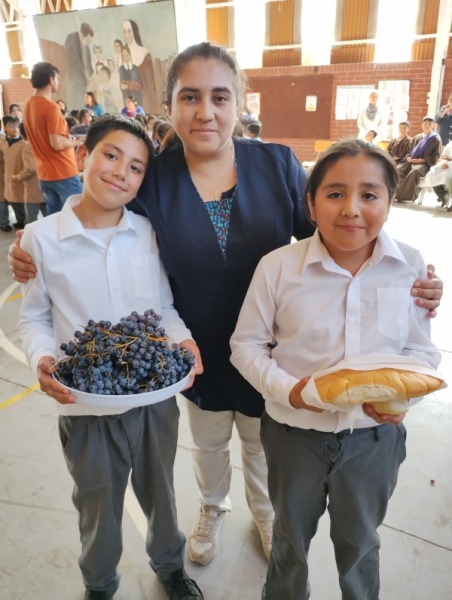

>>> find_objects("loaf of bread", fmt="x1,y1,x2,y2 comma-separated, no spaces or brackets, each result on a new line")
314,368,443,415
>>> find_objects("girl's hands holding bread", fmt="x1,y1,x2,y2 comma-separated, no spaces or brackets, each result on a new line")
289,377,325,412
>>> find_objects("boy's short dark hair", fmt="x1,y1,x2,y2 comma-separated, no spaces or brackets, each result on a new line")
3,115,19,128
9,103,21,113
367,130,378,138
30,62,59,89
100,66,111,78
70,109,80,120
84,115,153,161
80,22,94,38
399,121,410,127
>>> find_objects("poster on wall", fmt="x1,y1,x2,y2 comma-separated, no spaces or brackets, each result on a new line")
335,85,375,121
377,80,410,141
246,92,261,116
33,0,178,114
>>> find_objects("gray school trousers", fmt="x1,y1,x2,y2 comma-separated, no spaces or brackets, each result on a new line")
59,398,185,596
261,412,407,600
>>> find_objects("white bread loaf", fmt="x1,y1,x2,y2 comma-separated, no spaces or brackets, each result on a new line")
314,368,442,416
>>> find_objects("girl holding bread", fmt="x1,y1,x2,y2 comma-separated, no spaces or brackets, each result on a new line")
230,138,441,600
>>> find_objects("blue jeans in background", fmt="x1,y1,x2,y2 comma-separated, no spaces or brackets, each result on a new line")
39,175,83,215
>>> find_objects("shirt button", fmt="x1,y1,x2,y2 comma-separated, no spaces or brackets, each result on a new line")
349,317,356,323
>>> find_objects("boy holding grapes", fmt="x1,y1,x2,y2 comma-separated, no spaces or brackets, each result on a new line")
19,116,204,600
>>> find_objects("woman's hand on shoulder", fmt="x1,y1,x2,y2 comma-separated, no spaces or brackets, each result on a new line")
411,264,443,318
363,403,405,426
8,230,36,283
289,377,324,412
179,339,204,390
38,356,75,404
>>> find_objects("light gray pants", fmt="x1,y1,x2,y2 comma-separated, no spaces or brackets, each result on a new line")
59,398,185,596
261,413,407,600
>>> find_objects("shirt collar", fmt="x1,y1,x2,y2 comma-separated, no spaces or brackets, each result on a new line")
302,228,408,276
58,194,137,241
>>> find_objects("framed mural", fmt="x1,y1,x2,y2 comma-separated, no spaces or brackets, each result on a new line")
377,80,410,141
335,85,375,121
33,0,178,114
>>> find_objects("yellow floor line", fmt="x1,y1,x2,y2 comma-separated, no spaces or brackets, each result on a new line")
5,292,22,303
0,382,40,411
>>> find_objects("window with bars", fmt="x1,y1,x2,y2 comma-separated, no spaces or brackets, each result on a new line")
206,0,234,49
331,0,378,64
263,0,301,67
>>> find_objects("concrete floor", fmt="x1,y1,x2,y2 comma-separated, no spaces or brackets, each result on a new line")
0,196,451,600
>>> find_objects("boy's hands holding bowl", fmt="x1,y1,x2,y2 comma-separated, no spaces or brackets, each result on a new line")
37,356,75,404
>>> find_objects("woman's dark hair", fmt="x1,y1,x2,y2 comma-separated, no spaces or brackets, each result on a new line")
156,122,171,140
302,139,399,225
160,127,182,153
126,95,137,105
84,115,153,159
166,42,246,106
85,92,99,107
30,62,59,89
128,20,143,46
134,114,146,126
70,109,80,120
152,119,166,137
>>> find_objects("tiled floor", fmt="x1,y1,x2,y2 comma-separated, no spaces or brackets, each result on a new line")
0,196,451,600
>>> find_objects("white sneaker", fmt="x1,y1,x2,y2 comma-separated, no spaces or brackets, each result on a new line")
255,519,273,561
188,504,226,565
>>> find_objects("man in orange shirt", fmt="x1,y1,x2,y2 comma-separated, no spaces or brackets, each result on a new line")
24,62,83,215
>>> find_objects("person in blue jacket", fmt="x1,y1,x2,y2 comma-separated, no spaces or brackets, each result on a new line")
11,42,444,582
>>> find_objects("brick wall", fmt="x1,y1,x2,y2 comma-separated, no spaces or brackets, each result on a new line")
1,78,33,116
245,60,434,163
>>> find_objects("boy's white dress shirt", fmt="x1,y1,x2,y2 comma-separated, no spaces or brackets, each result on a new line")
19,194,192,417
230,229,441,433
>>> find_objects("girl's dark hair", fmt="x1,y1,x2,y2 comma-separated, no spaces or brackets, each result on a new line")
134,114,146,126
302,139,399,225
57,99,67,110
30,62,59,89
65,116,77,129
84,115,153,159
166,41,246,106
126,95,137,104
122,45,131,57
70,109,80,120
114,39,123,47
152,118,166,136
85,91,99,106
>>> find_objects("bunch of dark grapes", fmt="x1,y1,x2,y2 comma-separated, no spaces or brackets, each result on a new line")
54,310,195,395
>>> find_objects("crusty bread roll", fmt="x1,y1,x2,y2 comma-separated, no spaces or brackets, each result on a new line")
315,368,442,415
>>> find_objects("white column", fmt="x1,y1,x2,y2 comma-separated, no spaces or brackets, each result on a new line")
428,0,452,116
235,0,266,69
0,23,12,79
301,0,337,66
173,0,207,52
374,0,418,63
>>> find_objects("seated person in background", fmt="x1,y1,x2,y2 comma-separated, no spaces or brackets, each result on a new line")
134,114,147,128
246,121,262,140
364,129,377,144
424,139,452,207
70,109,92,137
154,122,171,152
121,95,145,117
151,118,166,153
57,100,68,116
395,116,441,202
12,124,46,223
0,116,26,231
387,121,411,164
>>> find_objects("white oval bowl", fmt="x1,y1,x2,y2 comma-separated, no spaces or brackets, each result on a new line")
52,370,191,409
